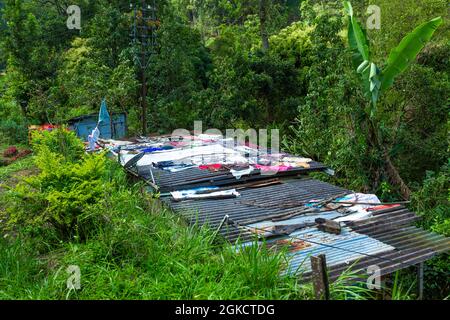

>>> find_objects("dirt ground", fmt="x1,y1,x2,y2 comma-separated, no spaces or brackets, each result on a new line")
1,167,37,189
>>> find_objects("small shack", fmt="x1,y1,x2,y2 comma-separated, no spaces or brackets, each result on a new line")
68,113,127,140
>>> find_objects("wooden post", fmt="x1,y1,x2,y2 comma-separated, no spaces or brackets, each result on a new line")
141,67,147,136
110,116,114,139
379,274,391,300
310,254,330,300
417,262,424,300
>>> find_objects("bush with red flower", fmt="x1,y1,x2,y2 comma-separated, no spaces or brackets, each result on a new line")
3,146,18,158
1,146,32,166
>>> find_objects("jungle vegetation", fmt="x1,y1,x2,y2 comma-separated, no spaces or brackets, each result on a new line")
0,0,448,299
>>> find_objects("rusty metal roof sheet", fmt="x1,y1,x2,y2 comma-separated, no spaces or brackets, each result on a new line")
114,136,449,282
161,178,350,242
235,226,396,276
158,178,449,280
138,161,327,192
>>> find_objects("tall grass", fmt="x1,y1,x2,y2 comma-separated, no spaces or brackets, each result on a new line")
0,159,316,299
390,271,415,300
0,153,388,300
0,156,34,181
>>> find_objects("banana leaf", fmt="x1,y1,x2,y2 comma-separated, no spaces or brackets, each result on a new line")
344,1,370,68
369,62,381,109
381,17,443,91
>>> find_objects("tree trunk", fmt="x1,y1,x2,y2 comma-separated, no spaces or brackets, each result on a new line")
384,151,412,200
368,118,411,200
259,0,269,52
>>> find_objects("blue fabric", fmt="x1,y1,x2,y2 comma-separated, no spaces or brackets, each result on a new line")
98,98,110,125
141,146,174,153
154,160,192,170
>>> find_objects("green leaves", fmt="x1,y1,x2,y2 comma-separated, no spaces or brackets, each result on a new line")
8,128,110,241
343,1,443,113
356,60,381,113
343,1,353,16
357,60,369,73
369,62,381,109
344,1,377,111
344,1,370,68
380,17,443,91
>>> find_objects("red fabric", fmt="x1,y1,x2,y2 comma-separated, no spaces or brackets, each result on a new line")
367,204,401,212
199,164,222,171
32,124,62,132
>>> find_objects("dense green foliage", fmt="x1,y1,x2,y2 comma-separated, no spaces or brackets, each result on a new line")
4,129,108,242
0,0,138,130
0,0,448,299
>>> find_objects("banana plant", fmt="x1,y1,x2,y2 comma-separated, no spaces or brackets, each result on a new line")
343,1,443,116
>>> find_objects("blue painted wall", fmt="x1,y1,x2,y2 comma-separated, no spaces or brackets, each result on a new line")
68,113,127,141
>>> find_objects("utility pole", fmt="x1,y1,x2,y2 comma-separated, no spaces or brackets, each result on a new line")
131,0,159,136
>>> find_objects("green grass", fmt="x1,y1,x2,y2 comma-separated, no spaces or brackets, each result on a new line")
0,157,312,299
0,154,35,214
0,156,34,182
0,143,34,181
0,153,376,300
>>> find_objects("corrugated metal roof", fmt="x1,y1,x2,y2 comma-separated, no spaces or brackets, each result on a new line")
235,226,395,276
159,178,449,280
138,161,327,192
300,206,450,282
161,178,350,242
113,136,449,283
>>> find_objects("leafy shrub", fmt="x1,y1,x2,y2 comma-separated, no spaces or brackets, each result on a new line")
417,41,450,73
7,151,108,242
0,119,28,145
410,164,450,298
269,22,314,65
4,129,108,243
31,127,85,163
411,164,450,236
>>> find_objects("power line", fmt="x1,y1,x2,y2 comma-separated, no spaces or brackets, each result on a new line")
130,0,159,135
